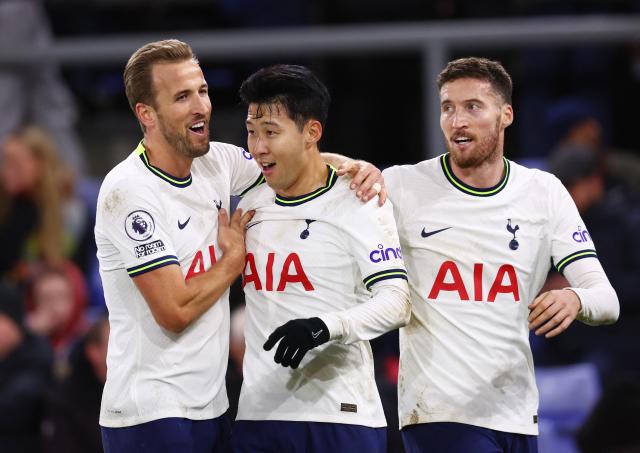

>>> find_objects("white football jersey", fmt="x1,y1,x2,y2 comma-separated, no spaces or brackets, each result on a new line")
95,141,261,427
236,166,408,427
384,154,599,435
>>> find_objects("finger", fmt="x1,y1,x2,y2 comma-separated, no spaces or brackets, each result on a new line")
534,309,566,336
529,299,562,330
280,347,298,368
218,208,230,226
377,187,387,206
528,292,552,321
263,327,285,351
528,290,550,311
336,162,352,176
274,342,289,364
289,347,308,369
230,208,244,226
239,210,255,229
353,168,377,198
545,317,574,338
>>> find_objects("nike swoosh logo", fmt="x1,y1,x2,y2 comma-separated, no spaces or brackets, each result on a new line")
178,217,191,230
246,220,263,230
311,330,323,339
421,227,451,238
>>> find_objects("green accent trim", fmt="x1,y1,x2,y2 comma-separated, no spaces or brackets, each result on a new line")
127,257,179,276
275,165,338,206
440,153,510,197
363,269,408,289
135,141,192,188
556,249,598,273
240,173,266,197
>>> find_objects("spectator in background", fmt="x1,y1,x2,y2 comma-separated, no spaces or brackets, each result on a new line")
545,97,640,195
0,126,66,281
0,282,53,453
0,126,93,283
26,262,88,358
540,145,640,379
43,316,109,453
0,0,86,175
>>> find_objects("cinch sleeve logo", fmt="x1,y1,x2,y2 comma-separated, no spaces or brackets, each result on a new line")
369,244,403,263
125,210,155,242
572,226,591,243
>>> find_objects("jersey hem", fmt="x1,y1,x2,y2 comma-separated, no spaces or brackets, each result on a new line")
399,415,538,436
236,411,386,428
99,404,229,428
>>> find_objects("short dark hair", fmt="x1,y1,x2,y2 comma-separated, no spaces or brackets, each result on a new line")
238,64,331,130
437,57,512,105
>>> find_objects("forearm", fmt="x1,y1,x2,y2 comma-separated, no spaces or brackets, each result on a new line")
320,152,354,168
135,250,245,332
564,259,620,325
319,279,410,344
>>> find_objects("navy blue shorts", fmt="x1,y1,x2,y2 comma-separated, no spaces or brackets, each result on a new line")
101,415,232,453
233,420,387,453
401,422,538,453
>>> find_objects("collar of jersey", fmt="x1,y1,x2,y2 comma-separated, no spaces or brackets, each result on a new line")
440,153,509,197
136,141,192,188
275,165,337,207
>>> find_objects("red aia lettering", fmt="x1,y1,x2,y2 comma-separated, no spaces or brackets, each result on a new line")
242,252,314,292
428,261,519,302
185,245,216,280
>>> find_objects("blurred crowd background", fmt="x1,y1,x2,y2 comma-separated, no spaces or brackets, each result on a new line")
1,1,639,452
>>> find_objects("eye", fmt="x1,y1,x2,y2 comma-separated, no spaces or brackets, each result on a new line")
247,129,255,136
176,94,187,101
266,130,277,136
468,103,480,111
441,105,453,114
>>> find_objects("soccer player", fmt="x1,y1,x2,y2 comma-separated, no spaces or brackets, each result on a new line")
234,64,411,453
95,40,384,453
383,57,620,453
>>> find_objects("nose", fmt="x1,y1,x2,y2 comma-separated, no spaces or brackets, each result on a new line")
451,110,468,129
251,135,269,157
192,93,211,116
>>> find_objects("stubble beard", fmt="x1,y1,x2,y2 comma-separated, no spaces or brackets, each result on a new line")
448,118,502,169
158,115,209,159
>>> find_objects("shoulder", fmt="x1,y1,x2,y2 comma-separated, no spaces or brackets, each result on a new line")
329,176,395,221
508,160,564,195
384,157,440,189
237,181,273,211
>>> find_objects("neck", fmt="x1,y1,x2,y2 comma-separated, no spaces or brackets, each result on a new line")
278,151,328,198
143,134,192,178
450,149,505,188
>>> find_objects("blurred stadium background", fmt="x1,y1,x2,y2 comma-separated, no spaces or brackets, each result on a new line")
1,1,639,452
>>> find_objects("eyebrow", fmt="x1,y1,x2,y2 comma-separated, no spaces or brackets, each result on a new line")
441,98,485,105
245,118,281,127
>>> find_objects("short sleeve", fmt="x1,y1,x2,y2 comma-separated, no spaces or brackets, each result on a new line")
548,176,599,274
217,144,263,196
343,198,408,290
96,180,179,278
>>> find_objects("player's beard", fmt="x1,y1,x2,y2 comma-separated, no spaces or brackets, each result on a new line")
157,114,210,159
448,117,502,169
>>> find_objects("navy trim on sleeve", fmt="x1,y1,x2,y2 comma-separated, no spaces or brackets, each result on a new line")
555,249,598,274
127,255,180,277
363,268,408,291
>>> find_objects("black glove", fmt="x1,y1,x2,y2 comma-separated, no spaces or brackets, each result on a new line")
263,317,330,369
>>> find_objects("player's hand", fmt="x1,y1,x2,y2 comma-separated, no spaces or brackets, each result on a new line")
217,208,254,270
528,289,581,338
336,160,386,206
263,317,330,369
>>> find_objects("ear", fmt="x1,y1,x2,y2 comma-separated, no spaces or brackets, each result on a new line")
305,119,323,146
135,102,156,130
501,104,513,129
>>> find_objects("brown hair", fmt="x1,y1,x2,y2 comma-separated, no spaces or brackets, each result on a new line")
437,57,512,105
123,39,197,113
